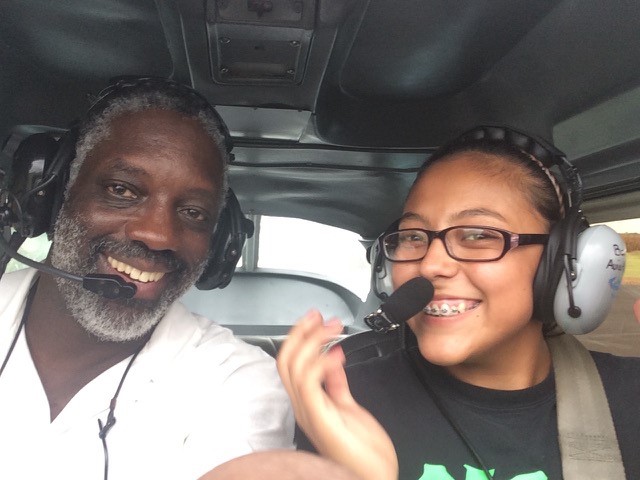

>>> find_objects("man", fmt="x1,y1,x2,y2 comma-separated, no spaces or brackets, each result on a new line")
0,78,294,479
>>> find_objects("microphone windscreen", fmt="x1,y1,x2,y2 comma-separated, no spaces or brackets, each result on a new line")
382,277,434,324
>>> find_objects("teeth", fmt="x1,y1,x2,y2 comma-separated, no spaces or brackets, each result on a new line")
424,301,474,317
107,256,165,283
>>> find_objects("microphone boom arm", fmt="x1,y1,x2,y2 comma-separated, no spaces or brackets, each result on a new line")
0,232,136,299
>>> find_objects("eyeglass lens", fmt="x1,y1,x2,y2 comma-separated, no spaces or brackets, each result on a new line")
384,227,507,261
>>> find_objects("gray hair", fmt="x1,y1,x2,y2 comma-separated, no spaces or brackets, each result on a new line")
67,82,230,209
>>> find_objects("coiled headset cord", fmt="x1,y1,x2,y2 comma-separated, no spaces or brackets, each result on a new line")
0,277,150,480
98,341,146,480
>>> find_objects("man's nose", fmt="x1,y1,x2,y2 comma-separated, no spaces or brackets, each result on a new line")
124,201,180,252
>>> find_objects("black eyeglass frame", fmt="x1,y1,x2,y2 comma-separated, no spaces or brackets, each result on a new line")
381,225,549,263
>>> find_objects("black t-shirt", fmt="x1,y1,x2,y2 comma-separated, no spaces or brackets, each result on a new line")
296,347,640,480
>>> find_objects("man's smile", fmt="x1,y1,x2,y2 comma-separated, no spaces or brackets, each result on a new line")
107,255,166,283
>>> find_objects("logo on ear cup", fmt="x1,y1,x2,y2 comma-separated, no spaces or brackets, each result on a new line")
553,225,626,334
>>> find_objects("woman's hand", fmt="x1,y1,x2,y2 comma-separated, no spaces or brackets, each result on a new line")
277,310,398,480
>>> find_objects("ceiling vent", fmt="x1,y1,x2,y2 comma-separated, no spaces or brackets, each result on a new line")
206,0,316,85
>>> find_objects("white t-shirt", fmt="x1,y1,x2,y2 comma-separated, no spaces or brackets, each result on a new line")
0,268,294,480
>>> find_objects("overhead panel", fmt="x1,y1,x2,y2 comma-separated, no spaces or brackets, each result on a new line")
206,0,316,85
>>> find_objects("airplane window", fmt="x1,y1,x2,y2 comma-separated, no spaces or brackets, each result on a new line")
257,216,371,301
5,233,50,273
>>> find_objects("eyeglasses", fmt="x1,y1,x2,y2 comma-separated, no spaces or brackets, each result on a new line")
382,225,549,262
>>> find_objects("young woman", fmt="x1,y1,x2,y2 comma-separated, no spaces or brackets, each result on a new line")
277,126,640,480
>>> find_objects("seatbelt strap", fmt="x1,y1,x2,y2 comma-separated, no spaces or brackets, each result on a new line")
547,334,626,479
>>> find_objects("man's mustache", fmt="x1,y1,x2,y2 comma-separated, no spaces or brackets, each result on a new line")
89,237,187,273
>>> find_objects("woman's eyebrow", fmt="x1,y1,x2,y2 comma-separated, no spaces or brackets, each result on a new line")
450,208,507,222
399,212,423,222
400,208,507,224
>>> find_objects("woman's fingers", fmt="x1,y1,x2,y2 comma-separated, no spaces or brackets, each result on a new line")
277,310,344,427
277,314,399,480
322,345,355,406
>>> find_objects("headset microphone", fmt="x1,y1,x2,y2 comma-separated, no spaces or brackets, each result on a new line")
365,277,434,333
0,232,136,300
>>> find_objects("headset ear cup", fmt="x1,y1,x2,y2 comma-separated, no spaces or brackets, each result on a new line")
196,189,254,290
9,133,64,238
554,225,626,334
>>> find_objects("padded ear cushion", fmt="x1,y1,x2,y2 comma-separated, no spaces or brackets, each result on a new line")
532,219,566,326
554,225,626,334
367,238,393,300
45,128,78,236
196,188,254,290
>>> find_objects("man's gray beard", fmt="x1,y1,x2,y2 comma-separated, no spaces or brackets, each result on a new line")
49,207,207,342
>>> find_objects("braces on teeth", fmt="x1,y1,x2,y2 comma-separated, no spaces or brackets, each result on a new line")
424,303,466,316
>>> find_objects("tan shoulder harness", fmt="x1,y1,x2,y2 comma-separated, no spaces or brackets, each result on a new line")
547,334,625,479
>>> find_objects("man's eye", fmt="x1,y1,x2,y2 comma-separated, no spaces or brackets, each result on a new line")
107,183,137,199
181,207,209,222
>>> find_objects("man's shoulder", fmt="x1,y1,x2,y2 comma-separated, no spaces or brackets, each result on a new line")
0,267,36,291
154,301,276,368
0,267,37,316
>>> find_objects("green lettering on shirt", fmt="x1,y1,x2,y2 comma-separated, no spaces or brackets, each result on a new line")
418,463,547,480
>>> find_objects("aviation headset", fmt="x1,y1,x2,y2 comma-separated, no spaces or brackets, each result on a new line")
368,125,626,335
1,76,253,290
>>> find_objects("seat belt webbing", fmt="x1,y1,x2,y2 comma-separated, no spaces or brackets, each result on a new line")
547,334,625,479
